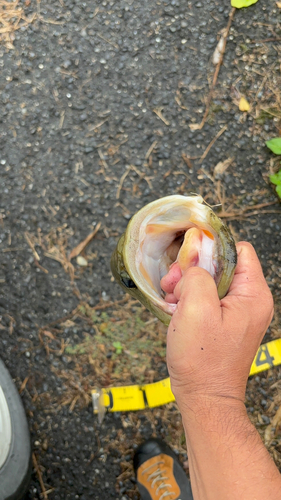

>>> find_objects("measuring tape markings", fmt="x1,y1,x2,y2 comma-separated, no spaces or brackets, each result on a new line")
249,338,281,375
92,338,281,416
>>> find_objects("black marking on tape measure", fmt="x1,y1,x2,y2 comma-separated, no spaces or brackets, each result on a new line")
141,388,149,407
106,390,114,410
255,345,275,368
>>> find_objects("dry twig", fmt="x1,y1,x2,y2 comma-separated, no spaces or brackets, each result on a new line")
190,7,236,130
145,140,158,160
250,38,281,43
182,154,193,170
97,32,118,49
19,376,29,394
69,222,101,260
153,107,170,126
34,259,49,274
32,453,48,500
24,232,40,260
218,201,281,220
199,124,228,162
116,166,131,199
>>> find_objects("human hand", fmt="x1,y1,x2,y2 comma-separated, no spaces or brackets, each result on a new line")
161,242,274,410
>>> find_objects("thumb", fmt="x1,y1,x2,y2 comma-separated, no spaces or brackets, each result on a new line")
172,267,221,323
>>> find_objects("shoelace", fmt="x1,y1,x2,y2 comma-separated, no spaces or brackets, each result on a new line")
142,460,177,500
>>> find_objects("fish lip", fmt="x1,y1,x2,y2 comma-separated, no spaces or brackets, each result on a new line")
162,302,177,315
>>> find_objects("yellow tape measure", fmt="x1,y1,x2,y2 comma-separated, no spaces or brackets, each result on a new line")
92,338,281,421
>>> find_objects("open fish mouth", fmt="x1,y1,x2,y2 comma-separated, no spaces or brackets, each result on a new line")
111,195,237,325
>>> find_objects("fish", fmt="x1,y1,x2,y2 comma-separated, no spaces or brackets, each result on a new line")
111,195,237,325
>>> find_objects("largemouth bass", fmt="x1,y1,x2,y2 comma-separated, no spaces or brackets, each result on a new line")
111,195,237,325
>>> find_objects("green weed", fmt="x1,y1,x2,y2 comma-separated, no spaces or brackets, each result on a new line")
266,138,281,199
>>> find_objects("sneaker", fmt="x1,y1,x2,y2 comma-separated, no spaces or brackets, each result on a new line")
133,438,193,500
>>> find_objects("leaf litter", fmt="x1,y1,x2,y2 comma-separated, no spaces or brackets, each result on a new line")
0,0,36,50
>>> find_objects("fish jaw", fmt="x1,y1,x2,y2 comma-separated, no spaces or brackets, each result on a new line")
110,233,173,325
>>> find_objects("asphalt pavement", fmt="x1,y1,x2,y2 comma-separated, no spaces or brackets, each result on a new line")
0,1,281,499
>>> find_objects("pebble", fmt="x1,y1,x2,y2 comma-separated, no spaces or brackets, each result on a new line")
62,60,71,68
261,415,270,424
102,291,110,301
76,256,88,267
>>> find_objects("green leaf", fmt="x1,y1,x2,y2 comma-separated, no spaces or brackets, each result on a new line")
231,0,259,7
276,184,281,199
112,341,123,354
269,171,281,186
269,170,281,199
266,138,281,155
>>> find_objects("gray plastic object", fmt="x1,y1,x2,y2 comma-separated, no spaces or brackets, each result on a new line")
0,359,31,500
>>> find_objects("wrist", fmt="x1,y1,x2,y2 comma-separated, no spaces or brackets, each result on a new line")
170,375,247,414
177,392,248,432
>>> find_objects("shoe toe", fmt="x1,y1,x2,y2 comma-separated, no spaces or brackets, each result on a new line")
133,438,168,470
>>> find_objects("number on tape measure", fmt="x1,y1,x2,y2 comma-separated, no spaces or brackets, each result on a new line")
255,344,275,368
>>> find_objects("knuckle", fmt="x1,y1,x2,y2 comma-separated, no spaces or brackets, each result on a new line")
237,241,254,250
